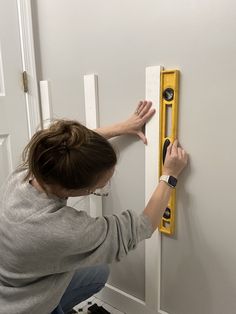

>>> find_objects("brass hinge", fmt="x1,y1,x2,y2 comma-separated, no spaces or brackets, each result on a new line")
22,71,28,93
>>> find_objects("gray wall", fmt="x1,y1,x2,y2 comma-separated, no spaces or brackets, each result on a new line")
32,1,236,313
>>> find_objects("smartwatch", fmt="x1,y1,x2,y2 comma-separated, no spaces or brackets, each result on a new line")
160,175,178,188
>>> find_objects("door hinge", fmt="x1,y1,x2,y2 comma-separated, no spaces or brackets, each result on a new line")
22,71,28,93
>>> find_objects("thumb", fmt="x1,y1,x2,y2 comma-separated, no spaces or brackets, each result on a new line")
137,131,147,145
166,142,173,155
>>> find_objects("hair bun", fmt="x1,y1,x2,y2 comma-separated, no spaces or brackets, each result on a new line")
58,141,70,154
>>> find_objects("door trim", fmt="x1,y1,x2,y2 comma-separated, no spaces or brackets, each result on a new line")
17,0,41,138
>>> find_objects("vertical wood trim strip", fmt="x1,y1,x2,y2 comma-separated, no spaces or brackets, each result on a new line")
84,74,102,217
39,80,52,128
0,43,5,96
145,66,166,313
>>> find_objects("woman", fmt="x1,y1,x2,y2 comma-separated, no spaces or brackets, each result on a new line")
0,101,188,314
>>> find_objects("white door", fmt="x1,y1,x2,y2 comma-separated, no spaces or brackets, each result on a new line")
0,0,31,185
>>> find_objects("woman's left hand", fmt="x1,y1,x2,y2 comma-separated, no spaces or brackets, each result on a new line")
122,101,156,144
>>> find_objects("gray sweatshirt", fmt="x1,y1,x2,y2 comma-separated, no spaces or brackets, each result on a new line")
0,168,154,314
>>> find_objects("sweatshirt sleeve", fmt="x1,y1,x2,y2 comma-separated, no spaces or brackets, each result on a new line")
47,207,154,269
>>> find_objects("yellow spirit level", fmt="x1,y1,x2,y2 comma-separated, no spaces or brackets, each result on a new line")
159,69,180,235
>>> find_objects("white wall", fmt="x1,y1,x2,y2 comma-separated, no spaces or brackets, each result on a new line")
32,1,236,313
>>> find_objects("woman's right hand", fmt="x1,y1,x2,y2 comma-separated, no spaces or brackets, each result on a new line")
162,139,188,178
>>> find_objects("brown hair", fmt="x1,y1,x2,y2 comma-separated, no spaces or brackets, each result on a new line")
21,120,117,190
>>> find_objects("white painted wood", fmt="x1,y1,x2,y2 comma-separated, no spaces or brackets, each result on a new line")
0,43,5,96
0,0,40,180
17,0,41,137
84,74,102,217
89,195,102,218
99,284,156,314
0,135,13,187
145,66,169,314
40,80,53,128
74,296,125,314
66,196,90,215
84,74,99,129
159,309,169,314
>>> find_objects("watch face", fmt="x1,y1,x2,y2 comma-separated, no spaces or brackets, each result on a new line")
169,176,177,187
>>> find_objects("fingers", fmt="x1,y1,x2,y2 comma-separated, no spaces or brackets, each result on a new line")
135,101,147,115
167,139,187,160
174,141,188,164
135,101,144,114
173,139,179,148
182,149,188,163
139,101,152,118
168,139,177,156
178,147,183,159
141,108,156,122
166,142,173,156
163,139,188,177
135,101,153,117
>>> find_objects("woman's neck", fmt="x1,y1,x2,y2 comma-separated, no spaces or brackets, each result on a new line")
29,178,45,193
29,178,67,199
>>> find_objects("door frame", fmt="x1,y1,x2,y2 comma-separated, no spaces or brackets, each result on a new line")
17,0,41,138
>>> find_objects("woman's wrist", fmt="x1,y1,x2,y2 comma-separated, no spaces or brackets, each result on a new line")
162,171,179,179
94,122,127,139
